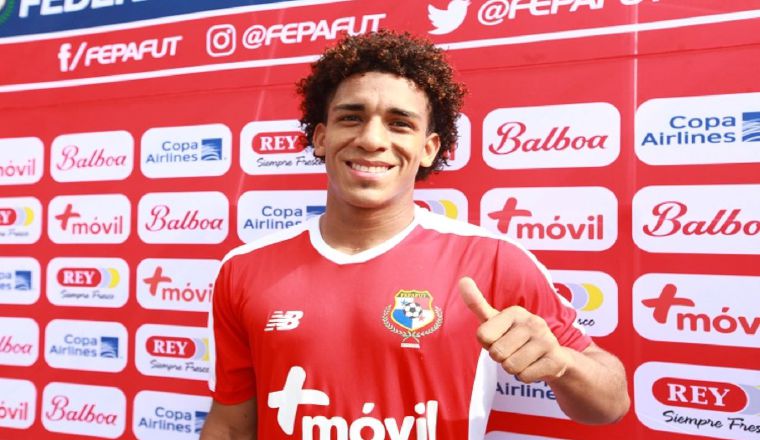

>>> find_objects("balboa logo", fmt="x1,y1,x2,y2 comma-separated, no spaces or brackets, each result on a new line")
0,197,42,244
483,103,620,170
137,258,220,313
0,378,36,429
240,120,324,175
42,382,126,439
46,257,129,308
636,92,760,165
0,317,38,366
48,194,130,244
51,131,133,182
634,273,760,349
135,324,210,381
0,137,43,185
493,368,567,419
132,391,211,439
238,190,326,242
635,362,760,439
138,191,228,244
413,188,468,221
550,270,618,337
45,319,128,373
141,124,232,178
0,256,40,305
633,184,760,255
480,187,618,251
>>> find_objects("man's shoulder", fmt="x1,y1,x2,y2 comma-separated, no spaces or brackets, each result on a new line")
221,220,312,265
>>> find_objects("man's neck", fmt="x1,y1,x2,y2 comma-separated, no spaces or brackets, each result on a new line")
319,196,416,255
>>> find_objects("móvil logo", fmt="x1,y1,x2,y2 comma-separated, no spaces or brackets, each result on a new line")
550,270,618,337
42,382,126,439
132,390,212,439
135,324,210,381
635,362,760,439
414,188,469,221
0,137,43,185
137,258,220,313
240,120,324,176
44,319,128,373
48,194,130,244
483,103,620,170
633,184,760,255
0,256,40,305
46,257,129,308
634,273,760,348
480,187,618,251
0,197,42,244
0,378,35,429
237,190,326,242
636,91,760,165
141,124,232,178
51,131,134,182
138,191,228,244
0,317,38,366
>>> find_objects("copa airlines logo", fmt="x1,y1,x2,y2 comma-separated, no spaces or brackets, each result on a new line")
42,382,126,439
132,391,211,439
0,197,42,244
238,190,326,242
50,130,134,182
0,257,40,305
636,92,760,165
635,362,760,439
550,270,618,337
0,317,39,366
48,194,131,244
46,258,128,308
138,191,228,244
0,378,36,429
492,369,567,419
136,258,220,312
44,319,128,373
480,187,618,251
135,324,210,381
141,124,232,178
240,120,324,175
0,137,43,185
413,188,468,221
632,184,760,255
634,274,760,349
483,103,620,170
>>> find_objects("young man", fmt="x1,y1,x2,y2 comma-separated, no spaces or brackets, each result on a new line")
201,31,629,439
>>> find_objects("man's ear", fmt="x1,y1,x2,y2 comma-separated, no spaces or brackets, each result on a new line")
313,123,326,157
420,133,441,167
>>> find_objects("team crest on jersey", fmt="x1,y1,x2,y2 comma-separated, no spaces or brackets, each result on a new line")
383,290,443,349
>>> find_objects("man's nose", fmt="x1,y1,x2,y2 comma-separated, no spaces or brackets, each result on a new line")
355,117,390,152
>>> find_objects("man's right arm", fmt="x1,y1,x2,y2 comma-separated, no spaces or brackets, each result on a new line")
200,397,257,440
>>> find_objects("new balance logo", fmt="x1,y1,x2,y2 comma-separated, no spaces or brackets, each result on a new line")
265,311,304,331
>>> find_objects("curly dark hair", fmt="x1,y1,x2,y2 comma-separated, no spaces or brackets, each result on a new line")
297,30,466,180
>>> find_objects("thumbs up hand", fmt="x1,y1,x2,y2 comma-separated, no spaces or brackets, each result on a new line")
459,277,573,384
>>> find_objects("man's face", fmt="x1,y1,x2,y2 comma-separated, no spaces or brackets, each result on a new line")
313,72,440,210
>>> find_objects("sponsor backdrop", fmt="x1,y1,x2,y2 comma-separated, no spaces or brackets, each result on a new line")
1,0,759,438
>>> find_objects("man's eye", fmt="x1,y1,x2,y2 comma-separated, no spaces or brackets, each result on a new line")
338,115,360,122
391,120,413,128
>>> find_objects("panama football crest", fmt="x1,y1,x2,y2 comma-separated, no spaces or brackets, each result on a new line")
383,290,443,349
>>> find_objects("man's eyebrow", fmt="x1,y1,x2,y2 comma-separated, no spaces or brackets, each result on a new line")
388,107,421,120
331,103,421,120
332,103,364,112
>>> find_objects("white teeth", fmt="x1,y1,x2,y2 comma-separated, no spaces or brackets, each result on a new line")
351,163,390,173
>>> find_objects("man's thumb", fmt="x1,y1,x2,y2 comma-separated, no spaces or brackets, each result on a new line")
458,276,498,322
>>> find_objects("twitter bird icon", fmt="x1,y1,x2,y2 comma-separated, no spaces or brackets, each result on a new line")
428,0,470,35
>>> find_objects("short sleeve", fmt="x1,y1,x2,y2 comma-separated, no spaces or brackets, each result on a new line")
208,258,257,404
492,240,592,352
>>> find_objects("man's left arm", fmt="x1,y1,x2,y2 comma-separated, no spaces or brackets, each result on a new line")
459,277,630,425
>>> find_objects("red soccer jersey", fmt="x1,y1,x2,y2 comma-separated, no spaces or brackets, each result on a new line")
209,208,590,440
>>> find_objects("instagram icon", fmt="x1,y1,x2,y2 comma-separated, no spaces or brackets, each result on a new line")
207,24,236,57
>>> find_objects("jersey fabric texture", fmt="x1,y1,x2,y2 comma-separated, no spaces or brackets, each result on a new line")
208,207,591,440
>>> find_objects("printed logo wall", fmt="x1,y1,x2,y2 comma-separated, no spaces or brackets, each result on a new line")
1,1,759,439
